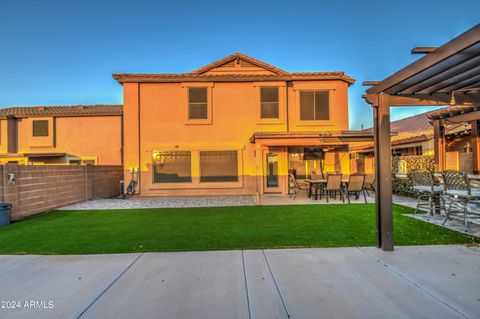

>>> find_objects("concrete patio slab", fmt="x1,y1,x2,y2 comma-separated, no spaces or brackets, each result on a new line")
0,254,140,319
264,247,465,319
362,245,480,319
259,193,375,205
405,213,480,237
0,255,40,278
0,246,479,319
81,251,250,319
243,250,289,319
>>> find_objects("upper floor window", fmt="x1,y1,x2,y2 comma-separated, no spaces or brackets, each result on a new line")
260,87,279,119
188,87,208,120
32,120,49,136
299,91,329,121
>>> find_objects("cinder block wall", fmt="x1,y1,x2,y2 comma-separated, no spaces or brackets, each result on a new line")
0,164,123,220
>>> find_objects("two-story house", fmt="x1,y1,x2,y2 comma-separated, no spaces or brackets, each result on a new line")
0,105,123,165
114,53,368,196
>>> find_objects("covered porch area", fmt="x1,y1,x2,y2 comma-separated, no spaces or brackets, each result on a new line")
249,131,374,199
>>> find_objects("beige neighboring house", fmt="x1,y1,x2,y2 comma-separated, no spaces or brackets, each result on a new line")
351,112,436,158
0,105,123,165
351,106,476,173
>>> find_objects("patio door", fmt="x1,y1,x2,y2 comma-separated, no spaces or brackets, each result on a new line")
264,148,285,193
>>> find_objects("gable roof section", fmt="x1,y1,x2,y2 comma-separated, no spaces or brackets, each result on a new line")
113,53,354,84
0,104,123,119
191,53,289,75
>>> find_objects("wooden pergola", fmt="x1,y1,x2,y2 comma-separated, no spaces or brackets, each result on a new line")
363,24,480,251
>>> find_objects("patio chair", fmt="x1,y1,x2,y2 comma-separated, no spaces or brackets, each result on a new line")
311,170,321,180
345,174,367,204
442,170,480,230
315,173,344,203
411,171,445,215
363,174,375,196
288,173,310,199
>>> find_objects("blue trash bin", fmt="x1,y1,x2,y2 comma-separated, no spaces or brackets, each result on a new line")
0,203,12,227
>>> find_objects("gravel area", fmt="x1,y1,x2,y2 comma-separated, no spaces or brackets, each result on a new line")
59,196,256,210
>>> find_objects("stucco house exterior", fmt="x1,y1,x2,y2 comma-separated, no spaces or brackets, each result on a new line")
0,105,123,165
114,53,368,196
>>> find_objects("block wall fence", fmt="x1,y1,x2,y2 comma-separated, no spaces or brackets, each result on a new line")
0,164,123,220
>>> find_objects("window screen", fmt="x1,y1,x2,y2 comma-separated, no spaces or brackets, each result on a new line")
188,87,208,119
260,87,279,118
32,120,49,136
153,151,192,183
299,91,329,121
200,151,238,182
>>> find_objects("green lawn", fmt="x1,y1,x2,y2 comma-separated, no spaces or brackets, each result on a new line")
0,204,476,254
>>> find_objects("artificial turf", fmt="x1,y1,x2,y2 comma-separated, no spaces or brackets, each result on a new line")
0,204,476,254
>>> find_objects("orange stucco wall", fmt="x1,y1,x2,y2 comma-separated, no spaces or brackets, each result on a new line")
12,115,122,165
123,79,350,196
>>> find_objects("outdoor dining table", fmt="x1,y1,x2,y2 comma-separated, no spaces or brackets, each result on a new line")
429,173,480,214
304,178,350,200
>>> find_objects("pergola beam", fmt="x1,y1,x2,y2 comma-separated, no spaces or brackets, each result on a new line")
411,47,437,54
367,25,480,95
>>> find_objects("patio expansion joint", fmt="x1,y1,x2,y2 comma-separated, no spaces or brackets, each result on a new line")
76,253,144,319
241,251,252,319
356,247,470,319
261,250,291,318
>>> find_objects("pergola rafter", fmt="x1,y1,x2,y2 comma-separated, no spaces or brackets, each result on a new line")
363,24,480,251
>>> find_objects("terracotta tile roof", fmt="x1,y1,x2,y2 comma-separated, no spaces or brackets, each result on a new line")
113,53,354,84
352,112,434,151
0,104,123,118
351,107,472,152
426,105,480,120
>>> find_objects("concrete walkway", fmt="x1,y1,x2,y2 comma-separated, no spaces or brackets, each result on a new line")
0,246,479,319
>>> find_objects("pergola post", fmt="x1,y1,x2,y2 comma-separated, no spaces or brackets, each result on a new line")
471,120,480,174
373,94,394,251
433,120,446,172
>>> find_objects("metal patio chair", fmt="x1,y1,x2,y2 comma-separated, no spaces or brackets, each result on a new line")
315,173,344,203
288,173,309,199
345,174,367,204
442,170,480,230
411,171,445,215
363,174,375,196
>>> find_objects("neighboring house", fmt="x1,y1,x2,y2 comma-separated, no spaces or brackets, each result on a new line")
0,105,123,165
114,53,370,196
350,106,476,174
351,112,435,158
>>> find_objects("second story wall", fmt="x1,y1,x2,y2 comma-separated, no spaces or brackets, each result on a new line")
14,115,122,165
126,79,349,149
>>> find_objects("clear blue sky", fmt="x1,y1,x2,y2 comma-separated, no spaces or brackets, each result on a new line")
1,0,479,129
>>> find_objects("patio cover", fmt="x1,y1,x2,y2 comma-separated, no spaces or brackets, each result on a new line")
250,131,373,146
363,24,480,251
